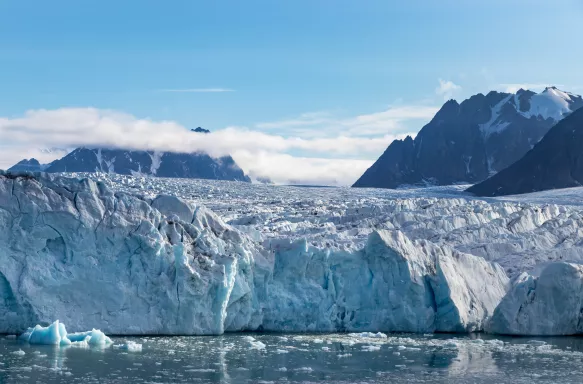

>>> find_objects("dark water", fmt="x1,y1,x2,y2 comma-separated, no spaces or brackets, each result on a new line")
1,332,583,383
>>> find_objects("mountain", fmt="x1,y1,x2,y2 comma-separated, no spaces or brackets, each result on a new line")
191,127,210,133
9,129,251,182
43,148,250,181
353,87,583,188
467,107,583,196
8,158,45,172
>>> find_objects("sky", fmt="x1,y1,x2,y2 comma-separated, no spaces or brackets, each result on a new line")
1,0,582,185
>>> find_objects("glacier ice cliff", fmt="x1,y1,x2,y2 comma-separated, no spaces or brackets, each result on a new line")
0,171,580,336
488,262,583,336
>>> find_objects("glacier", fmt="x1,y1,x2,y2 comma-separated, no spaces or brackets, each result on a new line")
2,171,583,336
488,262,583,336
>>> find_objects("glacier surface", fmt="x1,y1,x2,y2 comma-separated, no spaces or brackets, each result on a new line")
3,171,583,335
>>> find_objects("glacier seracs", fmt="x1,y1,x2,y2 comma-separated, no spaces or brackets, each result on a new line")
2,171,583,336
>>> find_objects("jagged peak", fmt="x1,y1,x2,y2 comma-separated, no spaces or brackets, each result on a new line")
191,127,210,134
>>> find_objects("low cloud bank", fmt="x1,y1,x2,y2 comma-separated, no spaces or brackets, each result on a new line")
0,107,433,185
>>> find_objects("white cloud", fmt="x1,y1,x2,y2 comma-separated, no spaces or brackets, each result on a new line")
0,107,428,185
158,88,235,93
435,79,462,101
256,105,438,137
232,151,373,186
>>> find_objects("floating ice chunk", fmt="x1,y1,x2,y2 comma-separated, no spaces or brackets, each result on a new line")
243,335,266,350
249,341,266,350
19,320,67,345
185,368,216,373
350,332,387,339
12,349,26,356
19,320,112,346
362,345,381,351
119,341,143,352
312,338,324,343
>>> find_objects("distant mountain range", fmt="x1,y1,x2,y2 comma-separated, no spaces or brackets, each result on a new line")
467,106,583,196
353,87,583,189
8,127,251,182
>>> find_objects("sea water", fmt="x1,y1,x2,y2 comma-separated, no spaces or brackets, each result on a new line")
1,332,583,383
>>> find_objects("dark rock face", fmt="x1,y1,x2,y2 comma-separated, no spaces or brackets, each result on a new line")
7,158,43,172
191,127,210,134
8,128,250,182
353,88,583,189
43,148,250,182
467,107,583,196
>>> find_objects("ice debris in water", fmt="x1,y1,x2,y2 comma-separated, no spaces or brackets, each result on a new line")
362,345,382,351
11,349,26,356
19,320,113,346
117,341,143,352
350,332,388,339
243,336,266,350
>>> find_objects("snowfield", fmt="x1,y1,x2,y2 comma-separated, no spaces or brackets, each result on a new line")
3,171,583,336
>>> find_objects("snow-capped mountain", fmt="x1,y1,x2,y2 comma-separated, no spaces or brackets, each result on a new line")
468,106,583,196
353,87,583,189
8,129,251,182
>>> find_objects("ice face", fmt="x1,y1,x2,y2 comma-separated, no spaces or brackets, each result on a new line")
488,262,583,336
1,171,583,336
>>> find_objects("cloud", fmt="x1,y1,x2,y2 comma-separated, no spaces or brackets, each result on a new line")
158,88,235,93
232,151,373,186
435,79,462,101
497,83,561,93
256,105,438,137
0,107,427,185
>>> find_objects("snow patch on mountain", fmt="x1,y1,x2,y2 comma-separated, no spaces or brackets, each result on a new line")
479,94,513,137
523,87,577,121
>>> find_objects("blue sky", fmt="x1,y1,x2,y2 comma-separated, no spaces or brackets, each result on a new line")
1,0,582,184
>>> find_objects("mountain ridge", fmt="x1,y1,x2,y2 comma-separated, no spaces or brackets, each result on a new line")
7,128,251,182
353,87,583,189
467,106,583,196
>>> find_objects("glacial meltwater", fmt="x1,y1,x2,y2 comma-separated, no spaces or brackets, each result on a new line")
2,333,583,383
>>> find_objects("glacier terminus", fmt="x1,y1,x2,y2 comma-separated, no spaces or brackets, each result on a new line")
2,171,583,337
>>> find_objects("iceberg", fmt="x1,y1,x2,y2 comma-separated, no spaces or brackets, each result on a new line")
19,320,112,346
